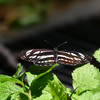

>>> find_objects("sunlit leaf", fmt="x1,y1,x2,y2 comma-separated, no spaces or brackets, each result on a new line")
93,48,100,63
72,63,99,94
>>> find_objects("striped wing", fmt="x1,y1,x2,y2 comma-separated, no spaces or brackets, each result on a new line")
19,49,55,66
57,50,92,66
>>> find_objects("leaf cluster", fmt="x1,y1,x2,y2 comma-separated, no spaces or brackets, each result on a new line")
0,49,100,100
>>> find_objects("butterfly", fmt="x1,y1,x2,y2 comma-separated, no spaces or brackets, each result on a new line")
19,41,92,66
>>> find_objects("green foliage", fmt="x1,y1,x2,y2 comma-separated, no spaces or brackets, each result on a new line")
0,0,13,4
71,48,100,100
72,63,99,94
0,82,23,100
48,74,68,100
18,6,44,26
1,49,100,99
13,63,23,78
93,48,100,63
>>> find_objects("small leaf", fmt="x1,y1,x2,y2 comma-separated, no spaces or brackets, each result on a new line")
7,93,19,100
72,63,99,94
26,72,37,86
0,75,24,86
19,93,30,100
93,48,100,63
13,63,23,78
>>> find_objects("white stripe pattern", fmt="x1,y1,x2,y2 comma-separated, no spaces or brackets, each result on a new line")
58,54,73,60
26,50,32,56
37,55,54,59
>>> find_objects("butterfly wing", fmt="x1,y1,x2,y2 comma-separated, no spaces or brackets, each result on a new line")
19,49,55,66
57,50,92,66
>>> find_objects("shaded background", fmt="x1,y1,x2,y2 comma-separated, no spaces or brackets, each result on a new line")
0,0,100,90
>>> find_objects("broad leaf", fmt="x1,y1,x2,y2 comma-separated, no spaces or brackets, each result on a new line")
26,63,58,75
0,81,23,100
30,71,68,100
72,63,99,94
26,64,58,87
48,74,68,100
78,90,100,100
30,72,53,98
93,48,100,63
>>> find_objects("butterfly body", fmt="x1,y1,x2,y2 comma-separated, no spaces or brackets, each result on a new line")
19,48,92,66
54,47,58,63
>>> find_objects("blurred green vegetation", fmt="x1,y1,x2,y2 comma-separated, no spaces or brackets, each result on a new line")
0,0,51,31
0,0,74,35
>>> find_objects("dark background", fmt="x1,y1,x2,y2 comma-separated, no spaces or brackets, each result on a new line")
0,0,100,90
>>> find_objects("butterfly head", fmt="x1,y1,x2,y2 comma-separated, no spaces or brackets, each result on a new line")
54,47,58,53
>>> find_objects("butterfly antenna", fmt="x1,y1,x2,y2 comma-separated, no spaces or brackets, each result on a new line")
44,40,55,48
57,41,67,48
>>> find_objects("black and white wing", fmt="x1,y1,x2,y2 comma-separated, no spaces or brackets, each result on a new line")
19,49,55,66
57,50,92,66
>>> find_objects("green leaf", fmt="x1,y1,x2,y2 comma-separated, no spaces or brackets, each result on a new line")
30,71,68,100
72,63,99,94
26,72,37,86
19,93,30,100
29,63,68,99
93,48,100,63
13,63,23,78
13,64,26,82
0,81,23,100
71,94,78,100
30,72,53,98
27,63,58,84
33,86,52,100
26,63,58,86
78,91,93,100
26,63,58,75
48,74,68,100
26,65,51,75
7,93,19,100
0,75,24,86
92,91,100,100
7,92,31,100
78,90,100,100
